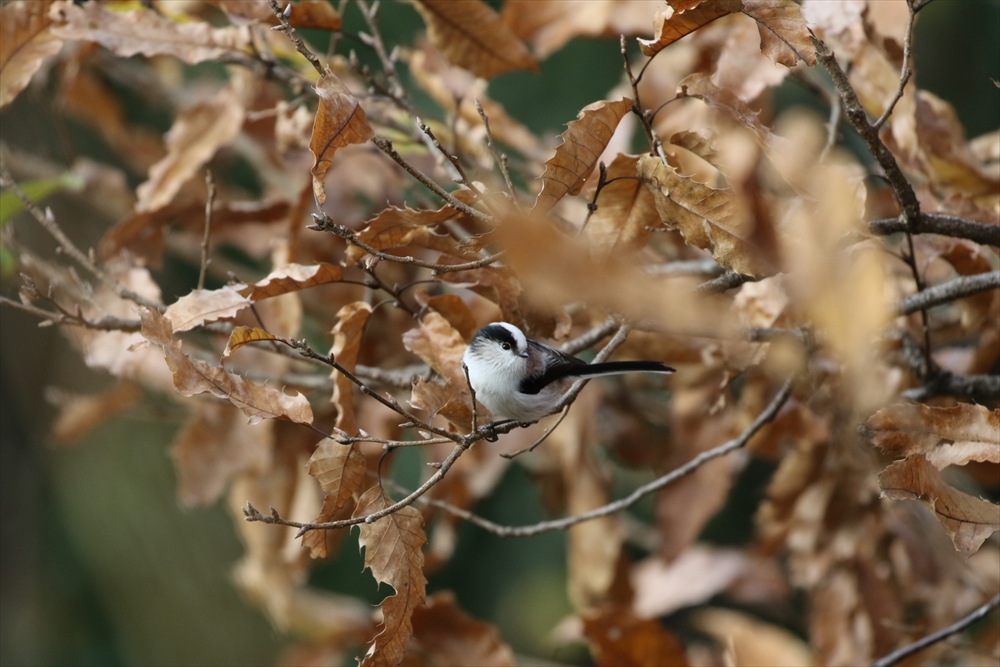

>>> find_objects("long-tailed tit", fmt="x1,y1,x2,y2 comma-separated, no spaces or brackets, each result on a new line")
462,322,674,422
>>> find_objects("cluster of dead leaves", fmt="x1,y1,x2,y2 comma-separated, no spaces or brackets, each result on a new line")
2,0,998,666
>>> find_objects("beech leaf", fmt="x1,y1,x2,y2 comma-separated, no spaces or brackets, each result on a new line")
237,262,345,301
136,83,246,212
328,302,372,435
639,0,742,57
408,592,516,666
165,286,251,333
49,1,249,65
139,307,313,425
586,153,658,259
303,439,366,558
862,403,1000,465
534,98,634,214
0,0,62,108
309,73,375,205
409,0,538,80
741,0,816,67
354,486,427,667
347,201,476,263
637,153,773,277
401,311,468,387
878,455,1000,554
222,326,279,358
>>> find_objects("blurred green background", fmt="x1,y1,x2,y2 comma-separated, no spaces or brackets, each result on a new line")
1,1,997,665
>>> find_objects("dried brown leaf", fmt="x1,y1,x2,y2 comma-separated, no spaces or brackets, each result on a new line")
406,591,516,666
51,382,142,444
223,326,279,358
329,302,372,434
136,83,246,212
676,72,779,151
49,1,249,64
535,98,634,214
586,153,658,259
347,203,475,263
238,262,345,301
402,312,467,387
667,131,723,169
879,455,1000,554
304,439,366,558
170,402,272,506
139,307,313,425
437,265,523,326
285,0,342,30
692,607,815,667
309,73,375,204
354,486,427,667
0,0,62,108
582,605,688,667
410,378,474,431
410,0,538,80
638,0,742,58
741,0,816,67
862,404,1000,465
638,154,773,276
165,286,251,333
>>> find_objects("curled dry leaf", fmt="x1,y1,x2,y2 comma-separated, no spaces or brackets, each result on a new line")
586,153,658,259
638,153,773,277
284,0,343,31
741,0,816,67
49,0,249,64
346,202,476,263
136,81,246,212
402,311,468,387
407,591,516,666
139,307,313,425
238,262,345,301
862,403,1000,466
0,0,62,108
223,326,279,358
409,0,538,80
534,98,634,214
639,0,742,58
353,486,427,667
328,302,372,435
304,439,366,559
309,73,375,205
878,454,1000,554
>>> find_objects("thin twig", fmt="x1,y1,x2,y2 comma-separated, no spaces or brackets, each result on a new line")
0,295,141,332
370,137,494,225
440,378,794,536
621,36,662,159
356,0,406,101
416,117,476,192
561,316,620,355
310,213,503,273
896,271,999,315
475,98,517,203
869,214,1000,247
872,4,916,131
0,160,163,312
871,594,1000,667
198,171,215,291
696,269,758,294
499,405,570,459
579,161,608,233
266,0,326,77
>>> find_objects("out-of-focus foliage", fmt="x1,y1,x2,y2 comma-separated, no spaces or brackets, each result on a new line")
1,1,997,666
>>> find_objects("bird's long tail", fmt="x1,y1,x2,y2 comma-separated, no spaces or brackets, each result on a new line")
567,361,674,378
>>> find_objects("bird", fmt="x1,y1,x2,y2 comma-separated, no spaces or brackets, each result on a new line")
461,322,674,422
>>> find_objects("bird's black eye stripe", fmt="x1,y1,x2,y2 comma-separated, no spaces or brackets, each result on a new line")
478,324,520,354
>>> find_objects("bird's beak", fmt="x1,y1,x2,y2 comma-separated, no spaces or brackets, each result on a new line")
518,352,529,358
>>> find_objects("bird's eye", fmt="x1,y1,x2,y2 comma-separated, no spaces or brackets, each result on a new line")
501,342,511,351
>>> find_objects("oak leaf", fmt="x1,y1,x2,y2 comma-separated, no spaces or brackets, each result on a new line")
136,82,246,212
0,0,62,108
49,1,249,65
534,98,634,214
638,153,773,277
309,73,375,204
354,486,427,667
139,307,314,425
409,0,538,80
878,454,999,554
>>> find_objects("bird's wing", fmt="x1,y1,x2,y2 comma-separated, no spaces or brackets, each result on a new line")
518,341,586,395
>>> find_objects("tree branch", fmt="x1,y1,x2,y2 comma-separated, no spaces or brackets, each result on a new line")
871,593,1000,667
870,213,1000,247
896,271,999,315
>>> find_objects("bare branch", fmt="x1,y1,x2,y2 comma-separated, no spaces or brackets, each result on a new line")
561,316,620,355
309,212,503,273
475,98,517,203
696,269,758,294
896,271,1000,315
0,295,141,332
370,137,494,225
436,379,794,536
872,4,916,131
869,213,1000,247
266,0,326,77
197,171,215,291
872,594,1000,667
